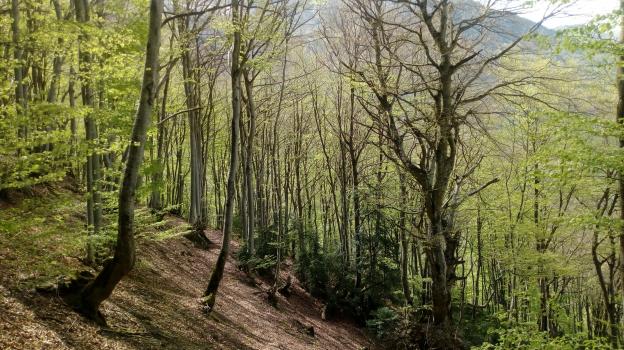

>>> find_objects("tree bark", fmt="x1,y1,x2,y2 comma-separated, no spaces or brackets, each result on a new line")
203,0,241,309
617,0,624,300
347,88,362,289
69,67,78,175
243,70,256,255
78,0,162,325
149,46,174,212
399,171,412,305
592,189,619,347
47,0,63,105
294,102,306,260
12,0,27,139
75,0,102,265
180,27,205,232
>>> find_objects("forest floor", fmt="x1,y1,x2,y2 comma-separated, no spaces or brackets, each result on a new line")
0,186,375,350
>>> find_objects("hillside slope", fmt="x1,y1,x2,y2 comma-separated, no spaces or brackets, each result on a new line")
0,189,374,350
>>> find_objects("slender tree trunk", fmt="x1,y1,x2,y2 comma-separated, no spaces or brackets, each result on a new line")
240,115,248,244
12,0,27,139
312,89,344,260
69,67,78,176
150,48,174,212
349,88,362,289
174,125,185,214
283,146,292,256
475,207,483,318
203,0,241,309
399,171,412,305
533,161,550,333
617,0,624,299
181,35,205,232
211,115,223,226
243,70,256,255
42,0,64,152
256,130,267,231
592,190,619,346
294,103,305,260
78,0,161,324
76,0,102,265
47,0,63,105
270,46,287,290
337,93,350,264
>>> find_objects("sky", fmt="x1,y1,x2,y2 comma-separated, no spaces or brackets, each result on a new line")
517,0,619,28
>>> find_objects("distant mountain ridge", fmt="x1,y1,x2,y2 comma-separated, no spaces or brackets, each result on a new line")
452,0,556,49
313,0,556,47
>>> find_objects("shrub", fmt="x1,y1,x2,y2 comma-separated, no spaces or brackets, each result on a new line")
476,327,612,350
367,306,400,340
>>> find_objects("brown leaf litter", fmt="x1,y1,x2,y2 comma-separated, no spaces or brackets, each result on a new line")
1,216,376,350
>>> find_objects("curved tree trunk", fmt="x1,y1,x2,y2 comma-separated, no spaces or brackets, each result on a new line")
78,0,162,325
203,0,241,310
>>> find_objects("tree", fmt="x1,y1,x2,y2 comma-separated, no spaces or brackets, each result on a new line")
77,0,163,324
202,0,242,311
177,2,207,235
11,0,25,140
324,0,555,326
75,0,103,265
616,0,624,298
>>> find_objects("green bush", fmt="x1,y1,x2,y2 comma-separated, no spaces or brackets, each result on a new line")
476,327,612,350
367,306,400,340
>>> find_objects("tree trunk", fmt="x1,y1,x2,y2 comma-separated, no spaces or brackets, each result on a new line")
617,0,624,299
427,218,451,325
592,190,619,346
203,0,241,309
337,92,350,264
47,0,63,105
78,0,161,325
12,0,27,139
243,70,256,255
399,171,412,305
348,88,362,289
69,67,78,175
75,0,102,265
294,102,305,261
180,34,205,232
149,49,174,212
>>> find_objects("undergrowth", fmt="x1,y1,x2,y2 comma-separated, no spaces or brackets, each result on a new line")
0,191,86,287
0,188,186,289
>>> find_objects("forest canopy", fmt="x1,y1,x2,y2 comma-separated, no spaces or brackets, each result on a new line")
1,0,624,349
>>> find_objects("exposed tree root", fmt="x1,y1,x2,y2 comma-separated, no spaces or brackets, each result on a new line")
35,270,108,326
277,275,292,298
183,229,212,250
200,293,216,314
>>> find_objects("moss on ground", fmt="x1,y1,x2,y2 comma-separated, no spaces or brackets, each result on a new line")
0,189,191,288
0,191,87,287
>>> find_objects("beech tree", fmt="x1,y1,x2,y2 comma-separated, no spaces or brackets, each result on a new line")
77,0,163,324
202,0,243,310
322,0,559,326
